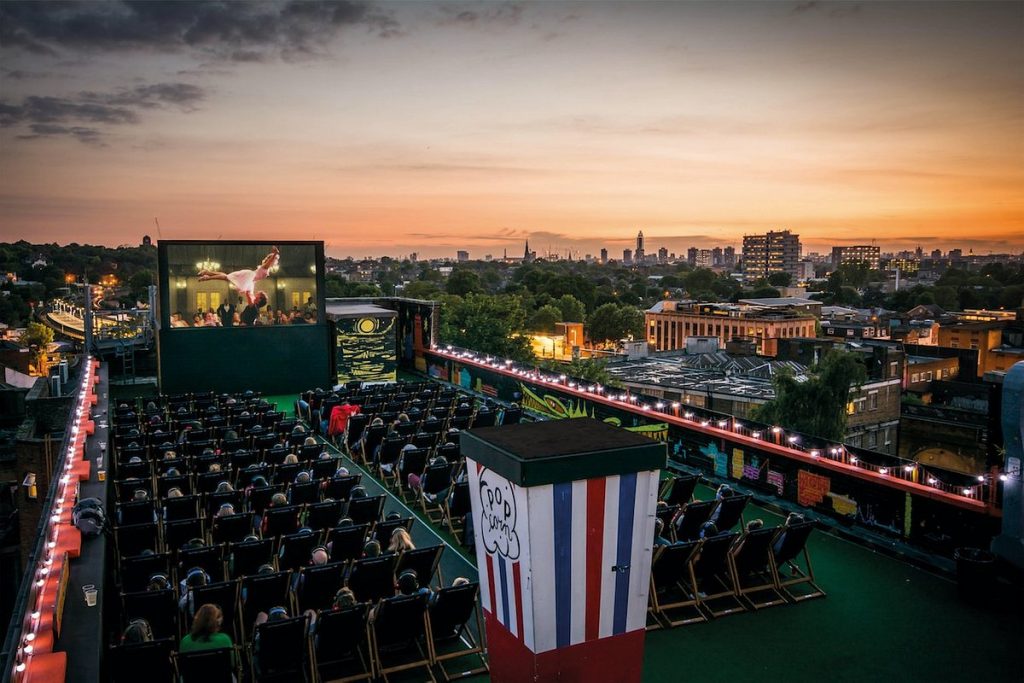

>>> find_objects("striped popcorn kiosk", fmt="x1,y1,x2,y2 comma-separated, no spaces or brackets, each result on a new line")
462,418,667,682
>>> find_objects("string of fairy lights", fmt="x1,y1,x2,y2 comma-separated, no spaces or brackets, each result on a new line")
12,358,97,680
440,346,1007,502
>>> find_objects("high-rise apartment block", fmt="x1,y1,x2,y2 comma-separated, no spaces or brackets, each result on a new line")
742,230,801,282
658,246,668,263
600,248,608,264
623,248,633,265
457,250,469,262
831,245,880,270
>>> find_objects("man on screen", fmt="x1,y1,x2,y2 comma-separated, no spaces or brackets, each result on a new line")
197,245,279,306
217,299,236,327
240,292,268,326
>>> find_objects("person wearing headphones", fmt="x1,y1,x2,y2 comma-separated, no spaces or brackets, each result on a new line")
121,618,154,644
178,566,210,617
179,603,234,663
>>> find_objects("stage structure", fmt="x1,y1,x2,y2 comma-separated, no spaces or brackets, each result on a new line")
462,419,667,682
156,240,331,394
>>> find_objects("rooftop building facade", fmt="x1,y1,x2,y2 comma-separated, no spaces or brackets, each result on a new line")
646,300,817,356
831,245,880,270
742,230,801,282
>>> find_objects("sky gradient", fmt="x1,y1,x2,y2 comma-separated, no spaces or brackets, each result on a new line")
1,1,1022,259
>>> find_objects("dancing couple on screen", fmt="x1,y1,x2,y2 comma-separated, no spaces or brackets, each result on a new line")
197,246,279,326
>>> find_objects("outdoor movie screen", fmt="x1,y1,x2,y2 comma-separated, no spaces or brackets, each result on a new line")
162,242,322,329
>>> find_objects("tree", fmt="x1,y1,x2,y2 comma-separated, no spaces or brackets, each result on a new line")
446,268,482,296
555,294,586,323
129,269,154,301
541,357,621,387
528,304,562,333
588,303,644,344
21,322,54,373
401,280,442,300
751,349,867,442
439,293,534,363
767,271,792,287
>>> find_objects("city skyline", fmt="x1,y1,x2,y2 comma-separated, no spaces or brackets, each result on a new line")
2,1,1022,259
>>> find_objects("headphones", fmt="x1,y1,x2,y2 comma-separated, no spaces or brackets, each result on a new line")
123,618,154,643
185,567,209,588
310,546,329,562
257,563,275,575
148,573,170,590
267,606,288,621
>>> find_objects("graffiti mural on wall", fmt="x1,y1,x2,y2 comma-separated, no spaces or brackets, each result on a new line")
336,315,397,382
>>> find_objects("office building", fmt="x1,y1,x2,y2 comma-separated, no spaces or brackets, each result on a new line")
742,230,802,282
831,245,881,270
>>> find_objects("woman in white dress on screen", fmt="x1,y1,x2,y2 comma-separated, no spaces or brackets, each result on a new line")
197,246,279,305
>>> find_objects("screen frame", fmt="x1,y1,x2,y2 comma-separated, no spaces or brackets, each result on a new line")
157,239,327,331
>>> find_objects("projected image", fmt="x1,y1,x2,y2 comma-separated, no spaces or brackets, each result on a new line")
164,243,319,328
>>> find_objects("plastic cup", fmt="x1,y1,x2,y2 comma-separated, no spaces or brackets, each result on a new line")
98,470,106,482
83,585,97,607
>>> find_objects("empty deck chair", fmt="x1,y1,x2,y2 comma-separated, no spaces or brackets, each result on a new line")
119,551,171,593
306,499,344,532
369,593,434,681
689,532,744,618
178,543,227,583
228,538,275,579
117,499,157,526
347,555,399,603
262,504,302,538
250,614,314,682
674,499,719,542
661,473,700,506
163,493,201,522
647,540,705,628
109,638,175,683
442,481,471,544
173,647,238,683
729,527,787,609
772,520,825,602
428,582,487,681
711,493,751,532
346,495,385,527
212,512,255,545
116,521,160,558
396,545,445,590
312,603,373,682
164,517,207,552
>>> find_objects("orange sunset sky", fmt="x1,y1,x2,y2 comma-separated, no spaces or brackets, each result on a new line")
1,1,1022,259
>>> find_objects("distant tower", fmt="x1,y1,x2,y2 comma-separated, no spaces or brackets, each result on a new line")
524,240,533,263
635,230,645,262
142,234,152,246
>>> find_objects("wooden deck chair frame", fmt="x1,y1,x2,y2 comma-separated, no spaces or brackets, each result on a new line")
441,481,469,544
172,645,241,683
687,532,746,619
647,541,706,629
427,584,488,681
246,614,315,683
727,527,787,610
369,595,436,682
310,605,373,683
771,521,826,603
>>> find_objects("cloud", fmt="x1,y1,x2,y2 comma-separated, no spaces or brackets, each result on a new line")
792,1,820,14
0,82,206,143
436,2,524,28
0,1,401,60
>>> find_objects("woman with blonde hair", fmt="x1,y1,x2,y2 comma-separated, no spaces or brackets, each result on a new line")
388,527,415,554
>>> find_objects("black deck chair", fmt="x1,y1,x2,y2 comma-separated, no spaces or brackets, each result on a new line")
376,436,406,478
230,449,258,471
306,500,344,532
358,425,388,465
120,551,171,593
442,481,470,543
411,431,439,450
288,481,320,506
324,474,362,502
236,464,271,489
265,445,291,467
470,409,496,429
164,517,207,552
373,517,414,547
312,603,372,682
396,545,444,590
109,638,175,683
118,458,152,480
711,494,751,532
173,647,238,683
157,473,192,498
311,457,337,480
178,543,227,582
246,485,283,517
163,494,201,522
395,448,430,498
344,414,370,454
272,463,301,485
449,416,470,431
296,562,346,612
419,462,454,524
250,614,313,683
116,521,160,558
662,473,700,507
674,500,719,542
647,540,705,628
253,432,278,453
501,406,522,425
117,500,157,526
229,538,275,579
240,570,294,641
299,443,322,462
190,579,242,642
263,505,302,538
347,555,399,603
327,524,370,564
122,589,179,640
655,505,681,541
204,490,243,518
428,582,487,681
689,532,745,618
370,593,434,681
278,531,320,571
197,471,231,495
729,527,787,609
212,512,256,544
347,495,385,527
116,477,152,503
771,520,825,602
